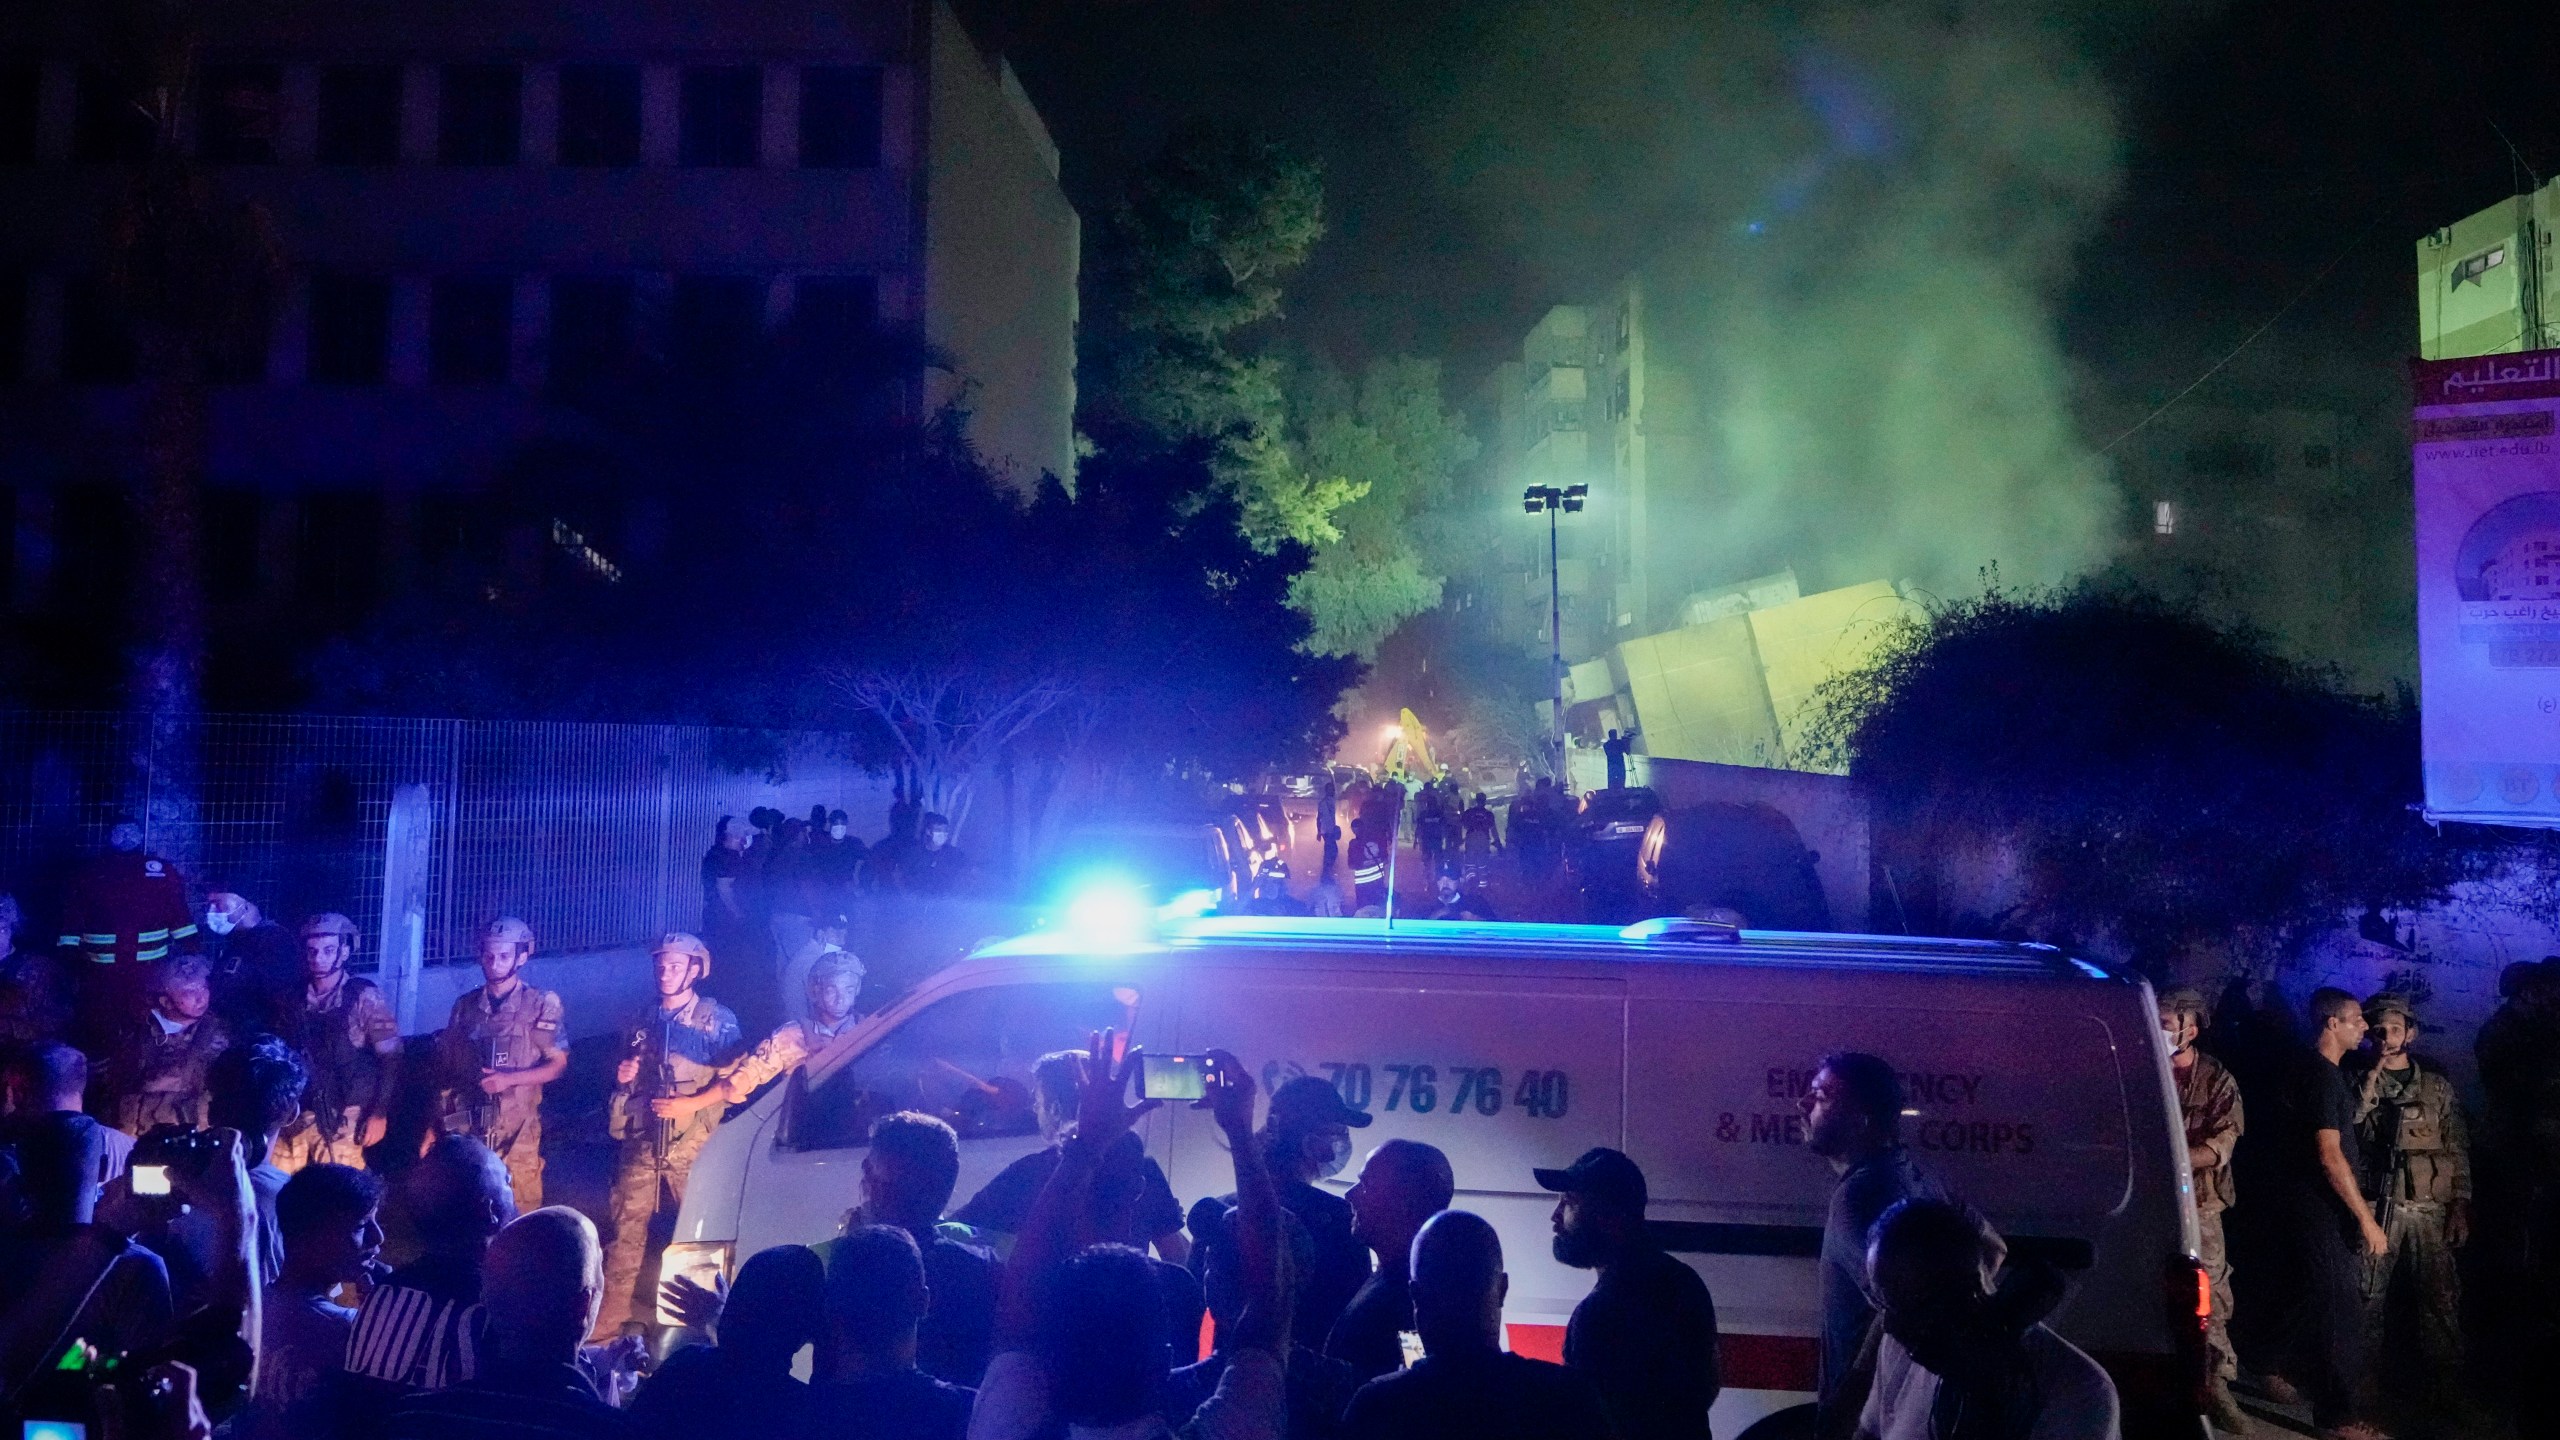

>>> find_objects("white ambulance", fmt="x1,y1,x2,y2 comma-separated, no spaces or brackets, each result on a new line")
668,914,2208,1439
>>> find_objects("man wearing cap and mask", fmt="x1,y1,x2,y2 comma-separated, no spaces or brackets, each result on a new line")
1252,1074,1376,1346
2345,992,2469,1419
434,917,567,1215
597,932,742,1338
202,891,300,1035
272,913,402,1174
59,821,199,1051
1538,1145,1720,1440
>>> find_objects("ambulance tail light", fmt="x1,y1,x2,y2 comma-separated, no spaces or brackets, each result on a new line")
657,1241,734,1330
2162,1252,2211,1412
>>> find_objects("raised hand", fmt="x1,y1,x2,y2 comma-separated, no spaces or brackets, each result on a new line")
1076,1028,1157,1147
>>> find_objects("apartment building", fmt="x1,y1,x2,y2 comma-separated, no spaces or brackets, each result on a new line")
0,0,1076,636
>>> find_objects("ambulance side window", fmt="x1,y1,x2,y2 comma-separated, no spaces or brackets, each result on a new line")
785,981,1139,1151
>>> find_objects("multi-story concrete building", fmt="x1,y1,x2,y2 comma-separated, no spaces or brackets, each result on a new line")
2418,180,2560,360
0,0,1076,648
1469,274,1707,667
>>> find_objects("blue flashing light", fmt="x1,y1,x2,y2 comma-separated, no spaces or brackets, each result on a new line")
1059,876,1154,947
1160,887,1222,920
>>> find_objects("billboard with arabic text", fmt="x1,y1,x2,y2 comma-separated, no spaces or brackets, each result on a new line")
2414,351,2560,828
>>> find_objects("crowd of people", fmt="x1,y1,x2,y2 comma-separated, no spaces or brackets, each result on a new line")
2162,973,2528,1440
0,812,2533,1440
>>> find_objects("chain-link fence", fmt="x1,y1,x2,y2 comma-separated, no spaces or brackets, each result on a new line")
0,712,893,969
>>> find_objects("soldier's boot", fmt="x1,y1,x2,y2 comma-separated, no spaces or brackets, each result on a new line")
2207,1378,2254,1436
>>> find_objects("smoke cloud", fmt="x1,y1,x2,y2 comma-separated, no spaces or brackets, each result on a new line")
1418,0,2170,598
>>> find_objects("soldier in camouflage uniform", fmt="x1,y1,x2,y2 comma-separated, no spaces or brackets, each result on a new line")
594,932,741,1339
701,948,864,1109
433,916,567,1215
2347,993,2469,1421
2162,987,2249,1435
104,954,232,1134
270,913,403,1174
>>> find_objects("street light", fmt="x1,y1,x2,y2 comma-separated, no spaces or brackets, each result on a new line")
1522,483,1588,779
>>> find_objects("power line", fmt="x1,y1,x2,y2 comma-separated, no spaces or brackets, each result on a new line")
2099,216,2384,457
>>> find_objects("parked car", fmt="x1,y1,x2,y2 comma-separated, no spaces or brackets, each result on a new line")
1637,801,1831,931
1569,786,1664,895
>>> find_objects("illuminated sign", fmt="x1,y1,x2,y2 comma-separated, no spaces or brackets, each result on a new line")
2412,352,2560,826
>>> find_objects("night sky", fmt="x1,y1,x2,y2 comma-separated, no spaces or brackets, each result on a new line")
975,0,2560,409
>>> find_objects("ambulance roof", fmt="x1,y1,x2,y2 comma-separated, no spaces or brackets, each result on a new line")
972,914,2124,982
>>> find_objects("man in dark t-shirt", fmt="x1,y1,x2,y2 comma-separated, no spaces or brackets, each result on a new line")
1342,1211,1616,1440
2257,988,2391,1439
1537,1147,1719,1440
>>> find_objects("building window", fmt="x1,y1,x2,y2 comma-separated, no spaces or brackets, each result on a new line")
2153,500,2177,537
2451,246,2507,289
430,277,513,384
672,276,764,377
317,65,402,165
203,489,263,604
307,274,392,384
55,484,133,612
296,492,381,610
548,275,633,394
438,64,521,166
792,275,876,367
197,63,281,164
799,66,882,168
0,63,40,165
0,273,23,383
557,64,640,166
74,64,155,164
1612,372,1630,421
679,66,761,167
60,279,137,384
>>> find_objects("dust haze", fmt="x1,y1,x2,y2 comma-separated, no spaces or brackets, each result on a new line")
1416,0,2203,598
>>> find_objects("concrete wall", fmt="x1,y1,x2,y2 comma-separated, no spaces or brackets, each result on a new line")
922,0,1079,490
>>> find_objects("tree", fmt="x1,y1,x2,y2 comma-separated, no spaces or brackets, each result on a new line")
89,1,285,868
323,313,1359,805
1286,357,1479,654
1081,123,1352,552
1801,583,2487,970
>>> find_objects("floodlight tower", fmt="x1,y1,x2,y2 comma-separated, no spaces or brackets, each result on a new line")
1522,483,1588,779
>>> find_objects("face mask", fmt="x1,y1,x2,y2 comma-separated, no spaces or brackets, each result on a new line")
204,911,236,936
829,825,848,841
1316,1133,1353,1181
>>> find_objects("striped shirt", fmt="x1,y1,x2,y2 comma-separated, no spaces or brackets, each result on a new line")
344,1254,485,1393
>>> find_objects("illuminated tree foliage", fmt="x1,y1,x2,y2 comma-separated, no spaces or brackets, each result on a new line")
1802,583,2488,969
1286,357,1479,655
1081,122,1353,552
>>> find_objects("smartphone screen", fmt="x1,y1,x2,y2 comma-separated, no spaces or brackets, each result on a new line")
27,1420,90,1440
1140,1053,1212,1102
130,1164,172,1197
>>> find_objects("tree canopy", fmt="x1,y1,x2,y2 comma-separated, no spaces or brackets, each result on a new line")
1803,583,2487,968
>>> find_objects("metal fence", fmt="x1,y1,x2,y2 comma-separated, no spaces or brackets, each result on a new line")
0,712,894,968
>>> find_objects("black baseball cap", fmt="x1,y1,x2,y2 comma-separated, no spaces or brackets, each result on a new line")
1268,1075,1372,1130
1533,1146,1648,1211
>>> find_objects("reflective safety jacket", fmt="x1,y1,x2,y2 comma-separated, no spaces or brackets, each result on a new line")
58,851,198,982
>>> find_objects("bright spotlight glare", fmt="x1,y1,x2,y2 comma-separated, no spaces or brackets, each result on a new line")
1062,879,1153,945
1160,887,1221,920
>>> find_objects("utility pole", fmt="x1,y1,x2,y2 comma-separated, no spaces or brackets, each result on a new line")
1522,483,1587,780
